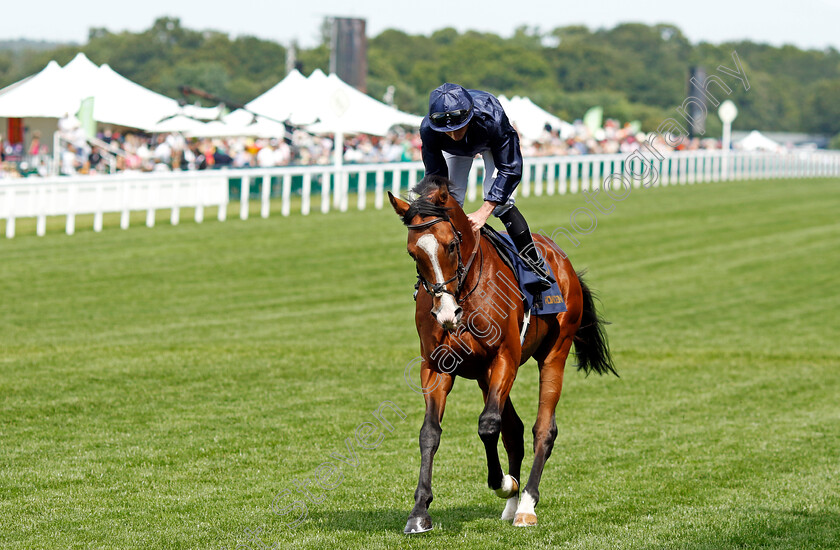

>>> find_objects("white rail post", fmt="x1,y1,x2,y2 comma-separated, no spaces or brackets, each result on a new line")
93,181,104,232
521,162,531,197
66,181,77,235
217,178,228,222
321,171,331,214
687,155,697,185
408,167,418,197
194,177,204,224
374,169,384,209
546,161,556,196
391,168,400,197
261,174,271,219
239,175,250,220
5,188,15,239
534,163,544,196
652,158,661,187
35,183,47,237
558,159,567,194
339,171,349,212
120,179,130,229
146,179,156,228
570,160,579,194
593,157,603,191
170,179,180,226
581,158,591,192
698,154,706,183
281,173,292,217
710,154,718,182
333,171,342,209
301,173,312,215
357,170,367,211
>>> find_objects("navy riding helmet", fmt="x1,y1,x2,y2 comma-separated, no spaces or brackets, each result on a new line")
428,83,474,132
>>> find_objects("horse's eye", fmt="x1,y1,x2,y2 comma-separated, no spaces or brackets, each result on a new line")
448,241,457,253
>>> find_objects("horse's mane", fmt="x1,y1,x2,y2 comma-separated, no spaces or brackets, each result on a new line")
400,175,453,226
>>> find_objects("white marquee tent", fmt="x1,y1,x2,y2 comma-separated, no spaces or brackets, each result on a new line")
303,70,423,136
225,69,422,137
0,60,68,117
1,55,420,143
736,130,781,152
0,53,214,133
498,95,574,141
225,69,311,127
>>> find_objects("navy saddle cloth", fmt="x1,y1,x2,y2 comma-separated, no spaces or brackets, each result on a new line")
481,226,567,315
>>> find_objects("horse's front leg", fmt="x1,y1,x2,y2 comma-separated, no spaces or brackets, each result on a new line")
477,354,519,500
404,365,454,534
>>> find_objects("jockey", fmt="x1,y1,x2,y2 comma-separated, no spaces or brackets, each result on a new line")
420,82,554,293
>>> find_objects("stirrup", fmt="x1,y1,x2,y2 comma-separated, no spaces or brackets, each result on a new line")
525,258,555,294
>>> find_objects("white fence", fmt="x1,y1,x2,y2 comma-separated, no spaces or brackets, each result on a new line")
2,149,839,238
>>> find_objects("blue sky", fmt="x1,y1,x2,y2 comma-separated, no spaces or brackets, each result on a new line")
3,0,839,51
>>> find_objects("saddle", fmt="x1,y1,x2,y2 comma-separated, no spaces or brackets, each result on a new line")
481,224,567,316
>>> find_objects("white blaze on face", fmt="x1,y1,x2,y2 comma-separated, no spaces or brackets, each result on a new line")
417,234,459,326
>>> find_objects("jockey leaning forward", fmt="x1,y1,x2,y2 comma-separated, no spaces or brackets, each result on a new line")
419,82,554,293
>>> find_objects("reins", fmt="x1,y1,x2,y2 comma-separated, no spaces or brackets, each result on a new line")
406,217,482,303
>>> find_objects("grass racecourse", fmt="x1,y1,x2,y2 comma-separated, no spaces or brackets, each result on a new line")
1,175,839,550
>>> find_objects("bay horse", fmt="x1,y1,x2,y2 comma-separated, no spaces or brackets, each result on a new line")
389,175,617,533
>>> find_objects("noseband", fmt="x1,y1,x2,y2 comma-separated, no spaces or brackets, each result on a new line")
407,217,482,303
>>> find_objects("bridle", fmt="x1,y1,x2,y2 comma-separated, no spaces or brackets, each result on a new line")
407,216,482,303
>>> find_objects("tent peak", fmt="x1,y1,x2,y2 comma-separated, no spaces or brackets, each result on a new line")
65,52,98,67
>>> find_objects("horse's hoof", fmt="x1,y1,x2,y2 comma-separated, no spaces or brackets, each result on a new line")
404,515,433,534
513,512,538,527
494,474,519,499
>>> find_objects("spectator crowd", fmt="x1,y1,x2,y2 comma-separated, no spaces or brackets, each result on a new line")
1,115,720,179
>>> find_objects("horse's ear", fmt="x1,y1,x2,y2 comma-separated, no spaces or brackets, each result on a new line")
388,192,410,217
435,187,449,206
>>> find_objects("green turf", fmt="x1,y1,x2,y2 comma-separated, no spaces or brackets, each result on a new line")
1,176,839,549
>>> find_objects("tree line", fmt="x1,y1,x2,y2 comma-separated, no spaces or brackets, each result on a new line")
2,17,839,138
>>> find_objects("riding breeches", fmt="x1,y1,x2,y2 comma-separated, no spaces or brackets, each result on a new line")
442,150,515,217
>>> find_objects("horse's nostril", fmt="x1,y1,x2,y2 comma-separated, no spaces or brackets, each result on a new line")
454,307,463,319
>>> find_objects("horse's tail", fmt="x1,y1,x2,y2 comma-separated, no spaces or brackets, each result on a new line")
573,270,618,377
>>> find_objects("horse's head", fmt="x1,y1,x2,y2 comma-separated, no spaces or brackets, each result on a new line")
389,176,466,330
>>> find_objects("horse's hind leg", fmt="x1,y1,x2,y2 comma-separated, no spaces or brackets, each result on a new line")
499,396,524,520
515,333,572,527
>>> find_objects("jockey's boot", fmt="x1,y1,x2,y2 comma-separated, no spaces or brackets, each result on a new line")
499,206,555,294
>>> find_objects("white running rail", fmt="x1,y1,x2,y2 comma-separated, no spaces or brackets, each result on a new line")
2,150,839,239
